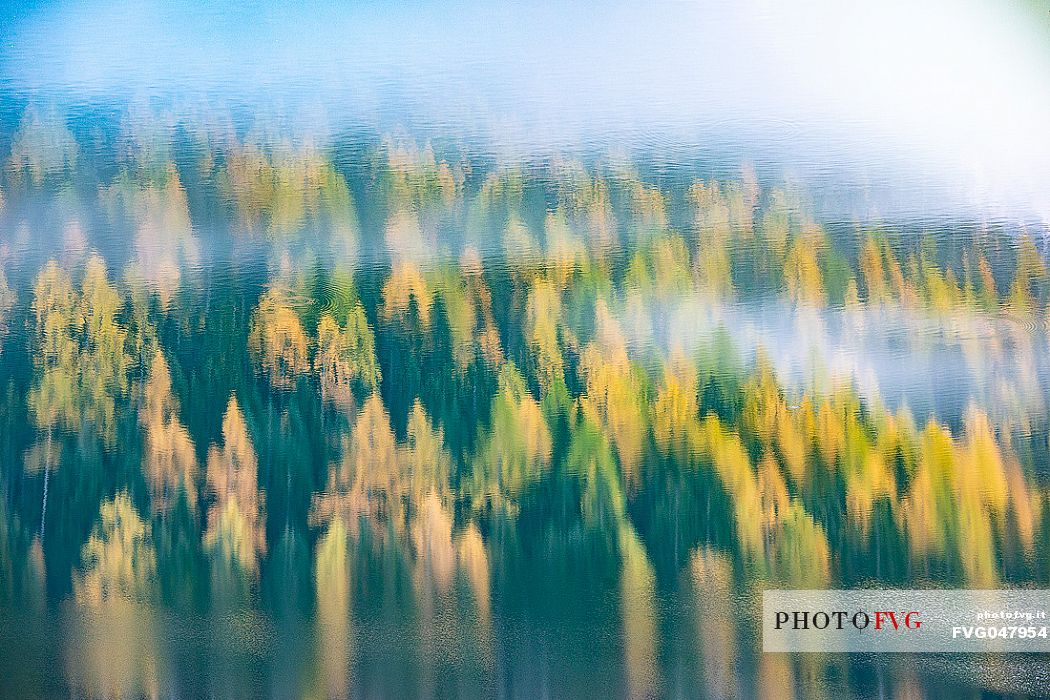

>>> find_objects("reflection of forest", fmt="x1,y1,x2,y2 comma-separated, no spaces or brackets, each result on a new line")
1,108,1049,698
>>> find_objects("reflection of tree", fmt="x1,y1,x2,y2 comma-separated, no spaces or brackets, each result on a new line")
689,549,737,700
381,138,463,210
382,262,434,329
7,107,78,185
566,412,660,699
28,256,131,445
248,287,310,390
76,493,156,603
579,300,647,483
219,141,358,246
140,351,198,511
71,493,160,699
783,224,827,306
468,363,551,510
311,396,452,533
898,407,1024,587
204,397,265,573
692,415,831,587
308,391,494,693
432,250,504,370
524,278,568,393
619,523,660,700
103,164,199,307
313,516,352,699
315,303,381,411
689,182,735,297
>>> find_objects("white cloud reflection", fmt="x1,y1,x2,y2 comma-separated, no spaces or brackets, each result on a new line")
2,0,1048,218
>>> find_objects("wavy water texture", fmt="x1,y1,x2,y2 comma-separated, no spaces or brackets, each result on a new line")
0,119,1049,696
0,5,1049,695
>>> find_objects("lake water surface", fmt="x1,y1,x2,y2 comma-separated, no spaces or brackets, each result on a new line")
2,1,1050,698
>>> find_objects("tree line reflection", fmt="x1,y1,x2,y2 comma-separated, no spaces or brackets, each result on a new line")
1,109,1049,698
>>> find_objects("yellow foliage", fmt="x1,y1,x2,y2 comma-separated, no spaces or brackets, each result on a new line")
470,364,553,508
783,224,825,306
1008,235,1046,314
693,417,765,559
204,397,265,571
960,407,1009,515
581,177,617,256
689,180,732,240
859,237,887,304
923,262,963,312
693,416,830,583
140,351,198,510
404,400,453,499
757,654,795,700
70,492,161,700
524,278,566,391
579,300,647,481
976,255,998,309
456,523,491,621
813,398,847,466
618,523,660,700
544,210,585,290
315,304,381,410
248,287,310,389
314,517,352,699
652,352,698,456
383,138,463,208
312,395,453,534
381,262,434,328
411,493,456,593
75,493,156,605
432,251,504,370
690,180,738,297
28,256,131,444
221,142,355,238
626,235,695,299
742,359,809,482
897,410,1016,586
626,179,668,234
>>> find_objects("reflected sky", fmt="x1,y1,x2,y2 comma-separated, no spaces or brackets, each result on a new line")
2,0,1048,219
